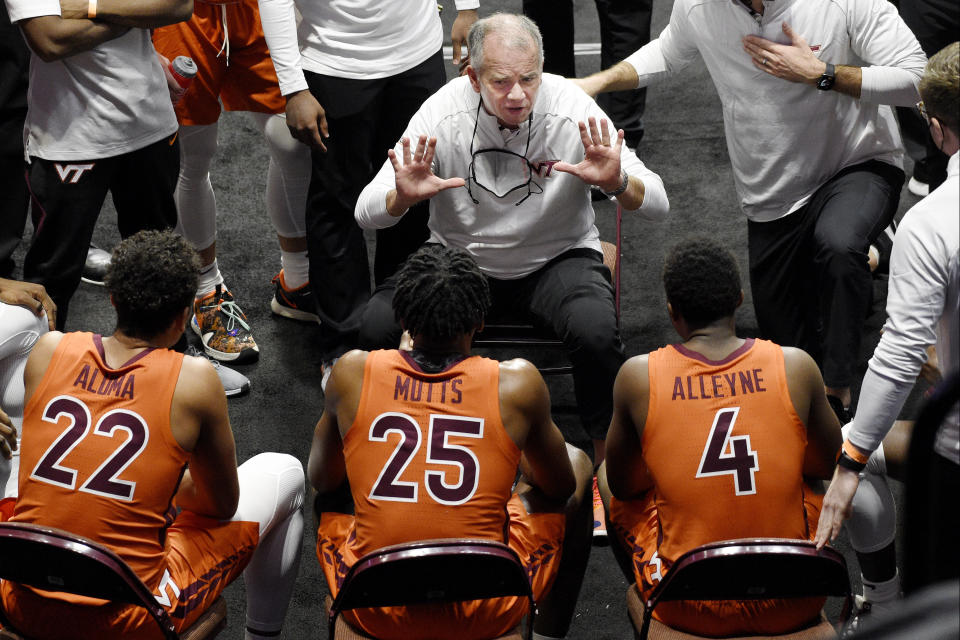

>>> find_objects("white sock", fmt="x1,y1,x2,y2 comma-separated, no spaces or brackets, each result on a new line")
862,569,901,611
197,259,225,298
279,249,309,289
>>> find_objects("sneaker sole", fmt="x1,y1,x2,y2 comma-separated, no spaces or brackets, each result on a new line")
222,379,251,397
907,177,929,197
80,276,106,286
191,316,260,364
270,297,319,323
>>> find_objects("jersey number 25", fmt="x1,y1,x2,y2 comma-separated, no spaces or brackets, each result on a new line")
367,411,483,506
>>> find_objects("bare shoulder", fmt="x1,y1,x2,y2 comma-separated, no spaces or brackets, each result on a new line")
781,345,821,384
498,357,545,395
175,349,225,409
617,354,649,389
25,331,64,374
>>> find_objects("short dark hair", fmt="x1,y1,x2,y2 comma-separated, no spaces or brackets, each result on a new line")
393,244,491,341
662,237,742,329
105,230,199,340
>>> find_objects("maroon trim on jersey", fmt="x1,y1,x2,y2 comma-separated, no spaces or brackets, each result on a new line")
671,338,755,366
399,349,470,375
93,334,156,369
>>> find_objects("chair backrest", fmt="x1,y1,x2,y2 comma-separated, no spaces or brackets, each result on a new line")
0,522,177,640
640,538,852,640
328,538,535,640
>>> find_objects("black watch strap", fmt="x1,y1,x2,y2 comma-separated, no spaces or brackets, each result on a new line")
817,63,836,91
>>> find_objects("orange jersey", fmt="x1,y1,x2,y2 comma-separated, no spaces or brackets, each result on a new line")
8,333,189,598
319,349,554,640
610,338,823,635
345,349,520,559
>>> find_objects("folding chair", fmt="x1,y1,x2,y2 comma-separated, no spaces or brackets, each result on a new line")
327,538,536,640
626,538,853,640
0,522,226,640
472,204,622,376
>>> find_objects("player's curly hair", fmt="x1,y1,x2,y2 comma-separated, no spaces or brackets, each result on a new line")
662,237,742,329
393,244,491,341
105,230,199,340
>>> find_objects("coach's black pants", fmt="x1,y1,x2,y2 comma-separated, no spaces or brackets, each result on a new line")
303,51,446,363
360,247,626,440
747,160,904,389
23,135,179,328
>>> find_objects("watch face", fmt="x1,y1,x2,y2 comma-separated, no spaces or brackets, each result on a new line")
817,75,835,91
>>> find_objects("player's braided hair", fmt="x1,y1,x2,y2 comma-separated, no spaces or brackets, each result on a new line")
106,230,199,340
662,237,742,329
393,244,491,341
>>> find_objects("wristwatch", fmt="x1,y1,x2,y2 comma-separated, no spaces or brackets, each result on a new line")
816,63,836,91
602,170,629,198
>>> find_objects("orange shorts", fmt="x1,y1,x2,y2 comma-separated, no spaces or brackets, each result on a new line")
0,511,259,640
609,490,825,637
317,494,565,640
152,0,285,126
0,498,14,522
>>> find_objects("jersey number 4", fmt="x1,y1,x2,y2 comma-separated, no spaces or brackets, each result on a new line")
30,395,149,501
695,407,758,495
368,412,483,506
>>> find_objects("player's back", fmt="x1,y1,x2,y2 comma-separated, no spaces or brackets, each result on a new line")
644,338,815,561
6,332,188,597
345,349,520,560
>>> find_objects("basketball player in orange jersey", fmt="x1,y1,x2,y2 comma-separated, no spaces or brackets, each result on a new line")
310,244,594,640
597,237,842,636
0,230,305,640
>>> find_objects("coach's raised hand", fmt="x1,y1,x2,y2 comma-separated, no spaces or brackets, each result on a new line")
386,135,465,217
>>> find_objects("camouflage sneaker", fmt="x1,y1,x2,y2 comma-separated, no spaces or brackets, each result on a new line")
191,285,259,364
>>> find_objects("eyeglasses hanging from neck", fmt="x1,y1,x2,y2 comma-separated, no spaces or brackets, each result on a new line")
466,100,544,206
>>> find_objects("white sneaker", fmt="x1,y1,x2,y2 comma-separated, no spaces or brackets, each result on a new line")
908,176,930,197
321,357,339,394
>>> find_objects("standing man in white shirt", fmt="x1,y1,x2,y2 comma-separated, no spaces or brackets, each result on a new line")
4,0,190,329
817,40,959,596
257,0,479,381
575,0,926,422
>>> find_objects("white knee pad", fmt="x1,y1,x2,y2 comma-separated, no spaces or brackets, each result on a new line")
840,425,896,553
175,123,220,250
252,112,309,239
233,451,305,536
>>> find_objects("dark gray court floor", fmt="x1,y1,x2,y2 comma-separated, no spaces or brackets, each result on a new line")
8,1,927,637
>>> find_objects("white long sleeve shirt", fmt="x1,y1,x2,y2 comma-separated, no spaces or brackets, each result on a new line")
356,74,669,279
624,0,926,222
257,0,479,96
847,152,959,464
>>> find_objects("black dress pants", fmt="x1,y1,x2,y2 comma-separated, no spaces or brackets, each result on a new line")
303,51,446,363
747,160,904,388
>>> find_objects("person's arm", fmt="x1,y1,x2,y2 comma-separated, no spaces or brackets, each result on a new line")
356,133,465,229
0,279,56,331
572,7,699,98
0,410,15,460
16,14,129,62
308,351,368,492
449,3,478,66
742,2,925,105
171,355,240,519
256,0,329,150
782,347,841,481
499,359,575,503
57,0,192,29
605,356,654,499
